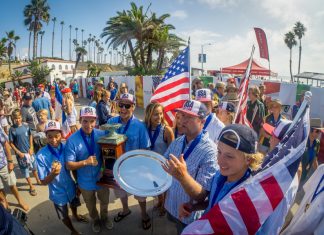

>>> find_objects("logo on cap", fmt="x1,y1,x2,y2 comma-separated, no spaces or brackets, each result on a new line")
47,121,56,128
197,90,207,98
85,107,94,114
184,101,194,111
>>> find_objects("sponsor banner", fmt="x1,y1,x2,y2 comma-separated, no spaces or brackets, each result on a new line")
135,76,144,108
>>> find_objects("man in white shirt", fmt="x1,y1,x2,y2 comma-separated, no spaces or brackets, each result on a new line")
195,89,225,142
38,84,51,101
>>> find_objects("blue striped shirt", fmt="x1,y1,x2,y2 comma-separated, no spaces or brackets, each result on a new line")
164,131,218,224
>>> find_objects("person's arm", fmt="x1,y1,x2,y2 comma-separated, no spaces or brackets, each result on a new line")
164,126,175,146
66,156,97,170
28,131,34,155
65,100,72,115
162,154,208,202
48,100,54,119
4,141,14,172
40,165,61,185
97,102,107,125
9,141,24,158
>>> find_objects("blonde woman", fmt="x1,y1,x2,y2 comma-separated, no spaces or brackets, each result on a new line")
89,90,102,109
62,88,78,133
116,82,128,100
36,109,48,132
217,102,236,126
144,102,174,216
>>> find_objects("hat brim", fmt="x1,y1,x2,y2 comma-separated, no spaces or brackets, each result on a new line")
80,115,97,118
269,100,282,107
117,98,135,104
196,98,212,102
175,108,199,117
45,128,62,133
263,123,275,135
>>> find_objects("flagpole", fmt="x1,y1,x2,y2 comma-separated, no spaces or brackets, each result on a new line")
268,56,271,80
234,45,255,122
188,37,192,100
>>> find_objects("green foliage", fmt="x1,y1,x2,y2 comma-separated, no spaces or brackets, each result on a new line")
10,70,24,86
101,2,185,75
28,60,53,87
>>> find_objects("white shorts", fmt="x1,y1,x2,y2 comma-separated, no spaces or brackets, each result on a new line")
0,116,8,127
0,166,17,189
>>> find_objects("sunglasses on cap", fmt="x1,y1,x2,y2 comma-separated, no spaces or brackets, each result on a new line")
118,103,132,109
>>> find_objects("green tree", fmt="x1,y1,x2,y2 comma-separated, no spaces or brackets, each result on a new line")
73,47,87,78
293,22,306,74
24,0,51,59
0,38,8,66
28,60,53,86
51,17,56,57
284,31,297,82
5,30,20,75
10,70,24,86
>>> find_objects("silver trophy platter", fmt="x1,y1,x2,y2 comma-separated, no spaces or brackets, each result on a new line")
113,150,172,197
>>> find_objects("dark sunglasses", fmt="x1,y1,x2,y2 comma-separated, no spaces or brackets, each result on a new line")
118,103,132,109
311,128,321,133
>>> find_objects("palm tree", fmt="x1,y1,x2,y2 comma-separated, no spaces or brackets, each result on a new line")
27,28,32,60
51,17,56,57
87,35,92,61
293,22,306,74
11,70,24,86
69,25,72,60
28,60,53,86
81,29,84,47
39,31,45,57
73,46,87,78
5,31,20,75
82,40,87,62
0,38,7,66
13,35,20,60
24,0,50,59
284,31,297,82
75,27,78,43
60,21,64,59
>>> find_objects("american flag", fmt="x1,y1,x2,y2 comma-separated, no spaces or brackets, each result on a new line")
150,47,190,125
182,94,311,235
234,46,255,128
54,83,71,138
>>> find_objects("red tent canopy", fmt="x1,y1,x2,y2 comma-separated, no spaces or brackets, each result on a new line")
222,59,277,76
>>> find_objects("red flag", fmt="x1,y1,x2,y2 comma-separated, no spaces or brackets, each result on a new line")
254,28,269,61
234,46,255,128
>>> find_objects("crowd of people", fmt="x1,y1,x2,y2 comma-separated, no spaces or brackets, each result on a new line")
0,76,322,234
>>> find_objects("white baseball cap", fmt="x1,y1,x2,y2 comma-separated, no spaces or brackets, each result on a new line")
80,106,97,118
195,89,213,102
45,120,61,132
176,100,208,119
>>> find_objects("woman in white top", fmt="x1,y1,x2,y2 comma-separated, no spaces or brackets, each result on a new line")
144,102,174,216
62,88,78,133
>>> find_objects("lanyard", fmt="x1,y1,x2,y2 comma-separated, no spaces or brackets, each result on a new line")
203,113,213,130
149,124,162,150
311,174,324,203
270,114,281,126
118,115,133,134
175,127,178,139
47,143,63,161
210,169,251,207
307,139,317,164
80,129,95,156
181,131,203,161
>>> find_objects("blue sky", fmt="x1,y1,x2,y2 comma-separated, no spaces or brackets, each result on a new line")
1,0,323,76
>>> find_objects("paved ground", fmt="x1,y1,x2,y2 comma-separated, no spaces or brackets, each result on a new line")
5,98,177,235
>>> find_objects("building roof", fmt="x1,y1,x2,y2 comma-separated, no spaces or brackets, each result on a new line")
13,59,75,70
295,72,324,81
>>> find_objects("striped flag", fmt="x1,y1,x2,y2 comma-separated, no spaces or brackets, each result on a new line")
54,83,71,138
150,46,190,125
234,46,255,128
182,93,311,235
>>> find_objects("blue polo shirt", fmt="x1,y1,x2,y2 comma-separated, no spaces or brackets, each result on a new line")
64,129,106,190
32,97,51,119
107,116,151,151
36,144,76,206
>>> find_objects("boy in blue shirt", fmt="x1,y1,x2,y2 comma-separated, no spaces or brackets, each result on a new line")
9,109,41,196
36,120,85,235
65,106,112,233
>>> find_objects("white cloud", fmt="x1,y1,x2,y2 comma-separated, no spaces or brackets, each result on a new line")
198,0,239,8
171,10,188,20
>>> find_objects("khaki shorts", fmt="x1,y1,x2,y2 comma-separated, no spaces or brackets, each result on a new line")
0,166,17,189
113,188,146,202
